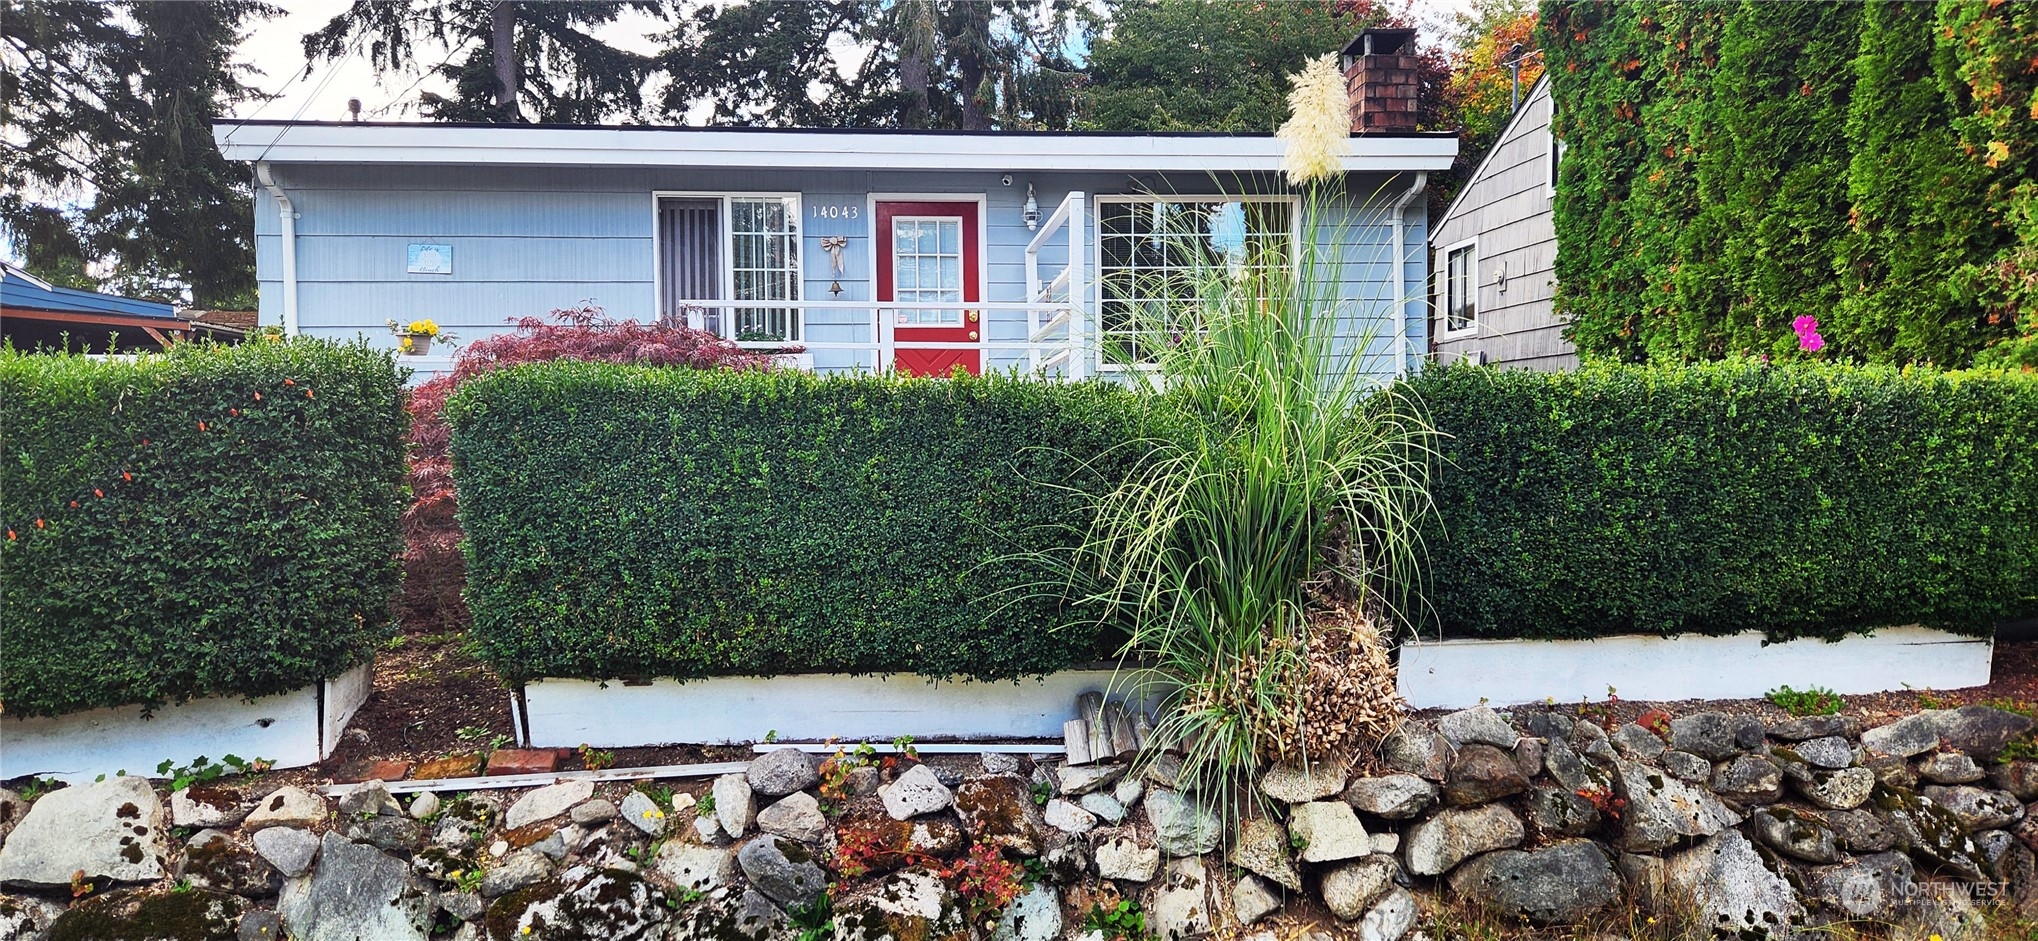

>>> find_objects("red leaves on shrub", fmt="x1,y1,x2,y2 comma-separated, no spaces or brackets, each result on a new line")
397,303,777,631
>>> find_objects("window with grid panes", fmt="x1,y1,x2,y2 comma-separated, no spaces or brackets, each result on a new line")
1097,199,1292,364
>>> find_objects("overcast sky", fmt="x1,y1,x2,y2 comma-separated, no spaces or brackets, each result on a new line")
231,1,1469,125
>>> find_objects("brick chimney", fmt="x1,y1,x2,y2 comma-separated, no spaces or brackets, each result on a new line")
1342,27,1421,133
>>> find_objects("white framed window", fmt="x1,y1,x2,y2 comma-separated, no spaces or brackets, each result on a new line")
1094,195,1297,368
654,192,802,341
891,216,965,325
1439,239,1477,337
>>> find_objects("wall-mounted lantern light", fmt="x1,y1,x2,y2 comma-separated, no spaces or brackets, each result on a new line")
1023,183,1041,231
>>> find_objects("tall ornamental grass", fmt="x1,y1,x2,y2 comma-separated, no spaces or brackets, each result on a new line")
1062,55,1439,816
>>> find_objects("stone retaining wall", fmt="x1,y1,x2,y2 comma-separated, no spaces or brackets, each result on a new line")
4,701,2037,940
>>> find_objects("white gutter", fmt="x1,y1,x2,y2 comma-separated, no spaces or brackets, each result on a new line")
1388,171,1428,375
254,162,300,336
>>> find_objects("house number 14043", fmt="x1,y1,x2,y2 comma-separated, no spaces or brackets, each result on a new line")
811,205,859,219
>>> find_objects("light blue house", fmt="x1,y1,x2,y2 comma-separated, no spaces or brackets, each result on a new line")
215,71,1453,382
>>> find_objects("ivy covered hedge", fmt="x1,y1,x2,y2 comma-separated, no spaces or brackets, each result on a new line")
446,364,1168,684
0,342,408,718
1412,361,2038,642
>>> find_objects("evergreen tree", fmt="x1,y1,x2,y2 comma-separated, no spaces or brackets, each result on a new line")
1,0,271,307
1837,0,1998,365
1694,1,1859,359
302,0,658,124
1935,0,2038,364
1079,0,1367,132
655,0,873,127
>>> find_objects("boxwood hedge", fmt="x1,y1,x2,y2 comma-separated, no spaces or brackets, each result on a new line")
446,364,1169,684
0,341,408,718
1410,360,2038,641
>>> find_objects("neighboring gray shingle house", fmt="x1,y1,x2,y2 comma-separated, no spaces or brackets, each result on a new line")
1428,75,1574,370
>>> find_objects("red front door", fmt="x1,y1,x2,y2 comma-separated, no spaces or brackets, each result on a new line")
877,200,981,376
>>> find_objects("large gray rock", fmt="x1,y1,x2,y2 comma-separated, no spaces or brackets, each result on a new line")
1259,762,1346,804
337,780,402,819
1787,765,1876,810
0,893,62,940
1824,809,1896,853
489,865,667,941
757,792,830,844
1540,739,1602,792
1664,830,1806,941
1402,804,1524,876
747,749,820,798
1917,752,1984,785
1932,705,2036,759
1056,763,1125,797
243,786,326,833
653,841,738,892
480,849,553,898
669,886,788,941
1660,751,1712,783
1232,873,1283,925
1145,789,1221,858
1880,785,1989,881
1668,712,1741,762
836,868,964,941
618,790,667,836
1043,799,1097,835
713,773,757,838
1289,801,1369,863
1446,840,1620,925
879,765,952,821
1344,774,1437,820
1791,736,1855,770
0,774,166,886
1769,714,1856,742
1143,857,1210,941
1380,723,1449,781
1990,760,2038,800
1807,851,1915,920
1436,707,1519,749
504,780,594,830
172,786,253,829
1444,744,1529,807
1321,856,1397,921
1921,785,2026,831
952,776,1045,856
252,826,321,878
1094,833,1161,882
1527,786,1601,837
993,883,1061,941
737,837,827,908
1863,713,1940,758
1712,755,1785,802
1228,817,1302,891
1360,887,1418,941
1080,792,1127,825
1610,723,1666,761
278,833,433,941
1746,807,1840,864
1613,760,1742,852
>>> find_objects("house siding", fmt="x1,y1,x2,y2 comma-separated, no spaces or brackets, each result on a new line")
1429,78,1575,371
254,164,1430,380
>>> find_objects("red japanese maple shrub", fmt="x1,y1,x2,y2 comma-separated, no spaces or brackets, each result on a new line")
398,303,779,631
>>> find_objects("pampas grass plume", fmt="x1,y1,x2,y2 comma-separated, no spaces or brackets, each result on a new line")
1278,53,1351,186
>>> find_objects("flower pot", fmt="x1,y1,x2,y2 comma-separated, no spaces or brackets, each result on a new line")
401,334,433,356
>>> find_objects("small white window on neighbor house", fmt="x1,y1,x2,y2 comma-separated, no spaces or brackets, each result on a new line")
1444,242,1476,334
1096,197,1294,366
657,194,801,341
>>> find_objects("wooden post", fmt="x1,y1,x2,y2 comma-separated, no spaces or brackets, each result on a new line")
1062,719,1093,766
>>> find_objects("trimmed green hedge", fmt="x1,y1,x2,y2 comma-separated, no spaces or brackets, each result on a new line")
0,341,408,718
1410,361,2038,641
446,364,1168,684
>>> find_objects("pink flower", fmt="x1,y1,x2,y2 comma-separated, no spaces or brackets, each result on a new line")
1793,315,1825,353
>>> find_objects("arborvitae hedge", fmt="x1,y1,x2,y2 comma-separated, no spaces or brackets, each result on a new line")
1412,361,2038,641
0,342,408,718
446,364,1171,685
1539,0,2034,367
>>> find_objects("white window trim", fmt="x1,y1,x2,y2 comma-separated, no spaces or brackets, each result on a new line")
1437,237,1479,339
865,192,991,308
649,190,805,320
1091,194,1303,373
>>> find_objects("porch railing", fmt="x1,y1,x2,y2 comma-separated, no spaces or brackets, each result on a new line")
674,191,1093,378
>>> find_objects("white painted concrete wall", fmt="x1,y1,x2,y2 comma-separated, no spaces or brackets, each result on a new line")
520,669,1136,747
1397,627,1992,710
0,663,374,784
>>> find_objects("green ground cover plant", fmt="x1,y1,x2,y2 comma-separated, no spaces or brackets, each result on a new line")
0,340,407,718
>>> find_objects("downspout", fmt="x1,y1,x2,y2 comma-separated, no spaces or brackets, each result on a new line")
254,162,300,336
1388,171,1428,376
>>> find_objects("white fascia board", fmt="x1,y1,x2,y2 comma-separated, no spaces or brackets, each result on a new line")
214,123,1457,173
